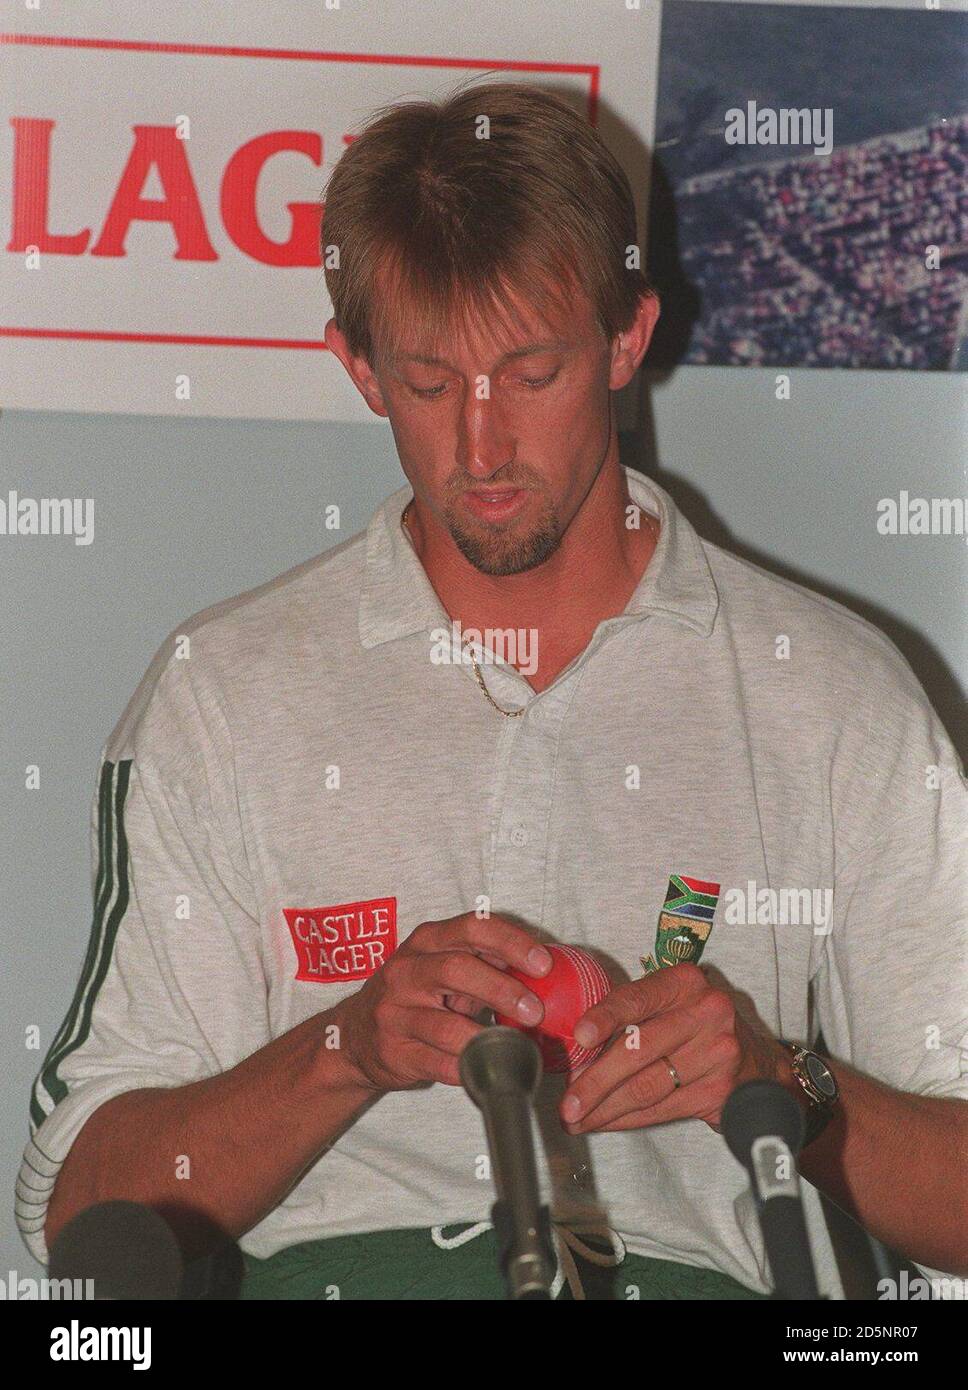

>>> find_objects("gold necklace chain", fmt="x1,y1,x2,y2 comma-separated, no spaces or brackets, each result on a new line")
400,499,659,718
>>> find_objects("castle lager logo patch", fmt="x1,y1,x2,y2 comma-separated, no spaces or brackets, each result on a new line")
641,874,721,975
283,897,397,983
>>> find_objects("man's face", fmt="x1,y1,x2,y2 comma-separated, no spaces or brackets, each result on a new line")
328,284,654,577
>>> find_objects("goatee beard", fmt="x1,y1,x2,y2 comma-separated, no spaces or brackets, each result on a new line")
448,517,560,576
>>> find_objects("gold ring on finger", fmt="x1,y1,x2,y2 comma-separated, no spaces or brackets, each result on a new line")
661,1055,682,1090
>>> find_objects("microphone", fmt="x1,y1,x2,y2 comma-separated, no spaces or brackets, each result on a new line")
460,1027,555,1300
48,1200,183,1300
721,1079,822,1300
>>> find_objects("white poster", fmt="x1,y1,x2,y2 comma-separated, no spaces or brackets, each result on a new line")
0,0,661,422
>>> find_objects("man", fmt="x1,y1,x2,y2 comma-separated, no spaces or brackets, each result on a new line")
17,83,968,1301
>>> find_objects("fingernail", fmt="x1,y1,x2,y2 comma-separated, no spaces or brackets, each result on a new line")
574,1021,597,1047
517,993,542,1025
527,946,553,974
562,1093,582,1122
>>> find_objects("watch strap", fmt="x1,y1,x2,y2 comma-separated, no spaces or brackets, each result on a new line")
801,1100,831,1147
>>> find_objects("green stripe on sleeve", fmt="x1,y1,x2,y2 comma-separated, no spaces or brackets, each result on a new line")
31,760,131,1118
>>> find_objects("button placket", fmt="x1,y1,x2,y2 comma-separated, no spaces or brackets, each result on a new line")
488,684,572,924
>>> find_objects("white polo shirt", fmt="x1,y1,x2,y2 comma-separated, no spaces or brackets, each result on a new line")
16,467,968,1297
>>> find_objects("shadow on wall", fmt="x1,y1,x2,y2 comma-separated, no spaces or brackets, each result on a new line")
625,154,966,766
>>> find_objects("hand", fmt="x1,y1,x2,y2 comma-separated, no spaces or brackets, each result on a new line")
337,912,553,1092
558,962,784,1135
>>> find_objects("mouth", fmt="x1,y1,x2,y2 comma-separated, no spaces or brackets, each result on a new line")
463,488,527,522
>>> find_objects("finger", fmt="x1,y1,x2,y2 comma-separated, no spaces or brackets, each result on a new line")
405,1006,483,1057
559,1007,699,1125
573,962,707,1050
474,951,512,971
412,951,545,1026
566,1036,711,1133
401,1040,464,1087
408,913,554,978
442,992,488,1018
588,1074,726,1132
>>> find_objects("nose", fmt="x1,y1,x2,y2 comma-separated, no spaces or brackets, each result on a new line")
456,376,516,481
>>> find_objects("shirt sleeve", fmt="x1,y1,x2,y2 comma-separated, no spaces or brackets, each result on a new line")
811,648,968,1287
812,789,968,1101
812,625,968,1097
15,648,269,1267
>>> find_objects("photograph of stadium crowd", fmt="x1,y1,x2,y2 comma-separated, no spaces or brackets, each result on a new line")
647,2,967,371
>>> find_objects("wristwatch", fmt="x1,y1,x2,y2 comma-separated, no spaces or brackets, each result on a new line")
777,1040,839,1148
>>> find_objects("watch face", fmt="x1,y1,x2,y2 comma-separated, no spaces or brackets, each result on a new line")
805,1053,837,1099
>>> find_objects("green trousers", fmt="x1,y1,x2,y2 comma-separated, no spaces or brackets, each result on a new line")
240,1223,769,1300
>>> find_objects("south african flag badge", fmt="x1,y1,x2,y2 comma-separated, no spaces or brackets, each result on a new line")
641,873,721,975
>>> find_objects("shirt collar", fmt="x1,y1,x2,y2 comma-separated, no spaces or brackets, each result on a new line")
358,465,719,650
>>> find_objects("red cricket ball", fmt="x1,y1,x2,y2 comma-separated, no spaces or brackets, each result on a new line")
495,944,612,1074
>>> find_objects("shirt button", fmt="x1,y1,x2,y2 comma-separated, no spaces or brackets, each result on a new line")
510,825,529,847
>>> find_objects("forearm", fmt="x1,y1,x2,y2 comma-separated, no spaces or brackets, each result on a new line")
773,1044,968,1275
45,1002,374,1262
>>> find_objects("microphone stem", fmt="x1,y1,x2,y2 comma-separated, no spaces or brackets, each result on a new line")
482,1091,553,1300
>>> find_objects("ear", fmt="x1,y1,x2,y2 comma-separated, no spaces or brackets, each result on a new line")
324,318,390,418
607,291,661,391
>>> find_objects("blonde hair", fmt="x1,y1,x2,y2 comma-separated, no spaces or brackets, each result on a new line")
321,80,653,367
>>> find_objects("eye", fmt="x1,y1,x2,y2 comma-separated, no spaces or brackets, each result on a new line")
407,369,559,399
409,383,448,399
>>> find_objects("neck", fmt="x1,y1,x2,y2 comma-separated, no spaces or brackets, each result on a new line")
402,444,659,691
